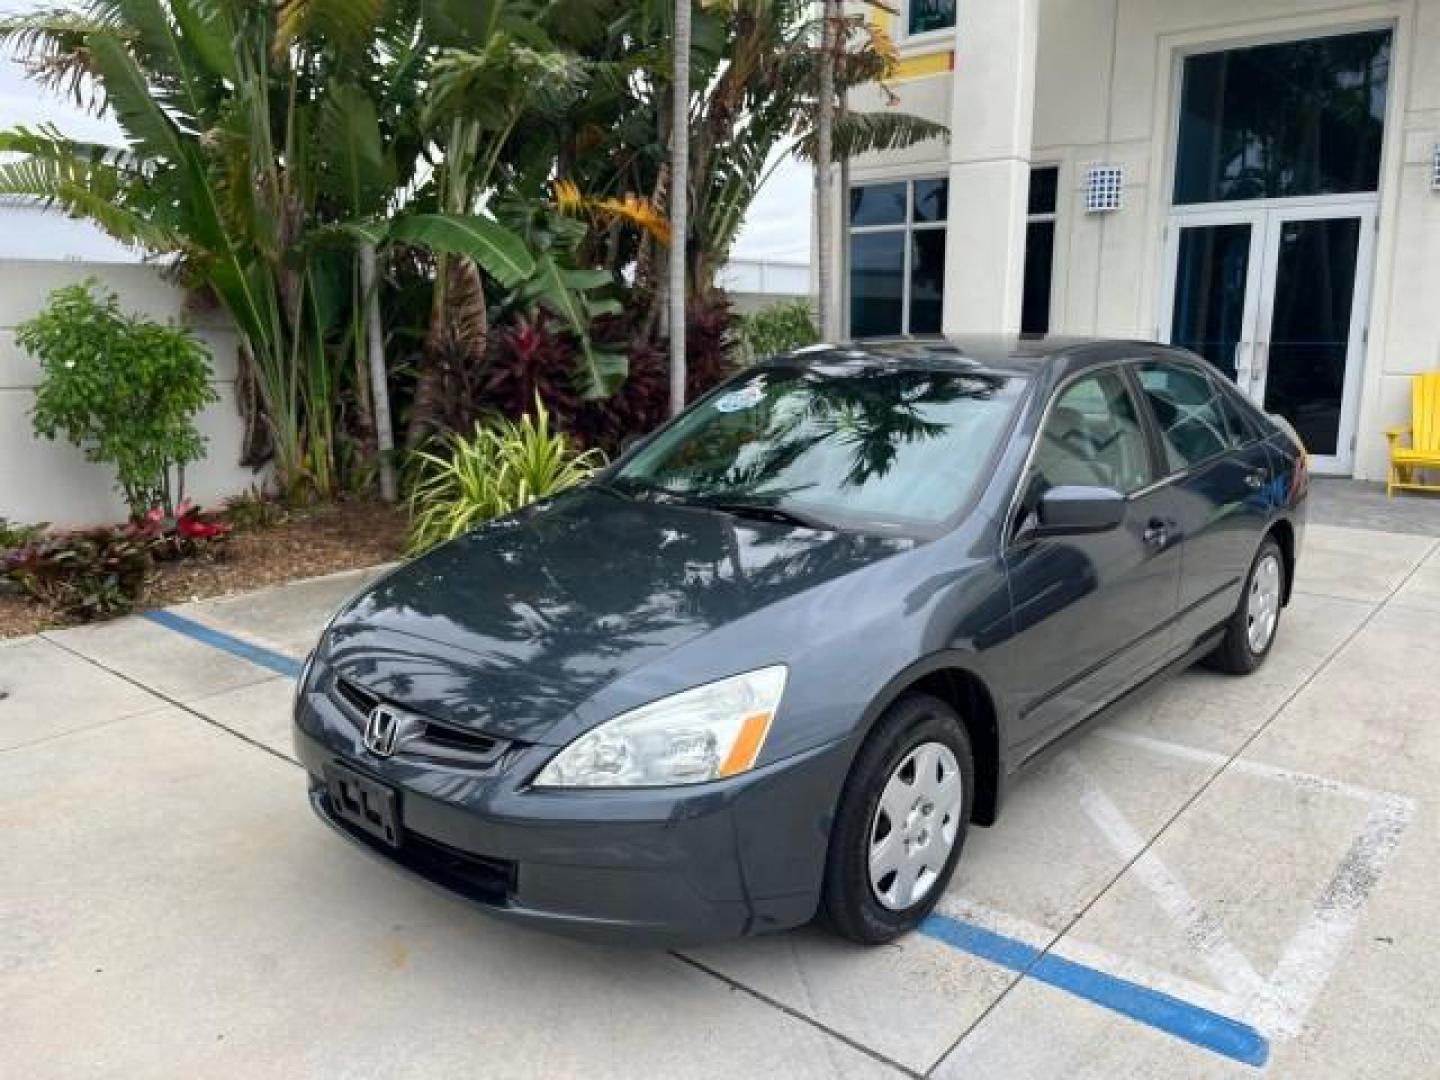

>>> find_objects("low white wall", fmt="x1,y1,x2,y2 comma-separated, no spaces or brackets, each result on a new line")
0,256,260,528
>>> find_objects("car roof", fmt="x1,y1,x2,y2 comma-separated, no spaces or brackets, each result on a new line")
767,334,1187,379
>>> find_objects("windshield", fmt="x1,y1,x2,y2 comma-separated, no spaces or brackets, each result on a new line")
613,364,1025,533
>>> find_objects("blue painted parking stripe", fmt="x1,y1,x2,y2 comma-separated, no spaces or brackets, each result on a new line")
921,914,1269,1067
143,609,304,679
143,606,1270,1067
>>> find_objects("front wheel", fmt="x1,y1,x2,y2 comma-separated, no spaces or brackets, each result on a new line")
819,693,974,945
1208,537,1285,675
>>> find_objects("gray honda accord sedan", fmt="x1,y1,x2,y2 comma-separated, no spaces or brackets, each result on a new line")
293,335,1307,944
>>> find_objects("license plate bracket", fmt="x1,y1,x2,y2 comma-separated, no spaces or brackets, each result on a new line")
325,762,401,848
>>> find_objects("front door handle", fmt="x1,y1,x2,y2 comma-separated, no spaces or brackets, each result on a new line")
1244,470,1266,490
1143,518,1170,549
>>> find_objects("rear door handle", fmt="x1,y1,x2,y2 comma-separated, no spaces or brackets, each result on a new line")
1143,519,1170,549
1244,471,1265,490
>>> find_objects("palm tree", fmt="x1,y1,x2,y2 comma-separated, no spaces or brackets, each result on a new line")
815,0,837,341
669,0,692,417
0,0,539,496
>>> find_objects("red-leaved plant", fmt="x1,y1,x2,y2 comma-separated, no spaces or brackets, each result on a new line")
134,499,231,561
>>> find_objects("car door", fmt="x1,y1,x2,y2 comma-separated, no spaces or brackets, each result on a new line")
1002,366,1183,759
1131,359,1274,651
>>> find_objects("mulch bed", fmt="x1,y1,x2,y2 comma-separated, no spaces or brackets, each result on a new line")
0,499,409,641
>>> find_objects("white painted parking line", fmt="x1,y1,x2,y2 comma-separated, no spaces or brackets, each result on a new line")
1058,750,1276,1009
936,728,1417,1060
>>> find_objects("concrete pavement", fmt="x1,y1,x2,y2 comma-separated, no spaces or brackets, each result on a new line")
3,525,1438,1078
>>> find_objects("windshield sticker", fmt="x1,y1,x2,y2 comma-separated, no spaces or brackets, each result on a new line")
714,383,766,413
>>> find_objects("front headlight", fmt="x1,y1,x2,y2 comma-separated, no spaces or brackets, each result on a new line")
533,666,788,788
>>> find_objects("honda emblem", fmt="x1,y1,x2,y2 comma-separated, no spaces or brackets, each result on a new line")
363,704,405,757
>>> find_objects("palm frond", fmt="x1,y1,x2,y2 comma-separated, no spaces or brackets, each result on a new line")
275,0,390,58
0,151,180,252
169,0,238,80
795,110,947,162
0,6,126,105
315,81,396,214
85,31,186,160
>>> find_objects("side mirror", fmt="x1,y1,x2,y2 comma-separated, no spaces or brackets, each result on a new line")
1033,485,1125,536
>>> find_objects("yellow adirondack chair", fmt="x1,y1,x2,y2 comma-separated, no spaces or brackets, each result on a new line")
1386,372,1440,497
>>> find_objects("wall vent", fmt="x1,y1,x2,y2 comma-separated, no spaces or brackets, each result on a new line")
1085,165,1124,213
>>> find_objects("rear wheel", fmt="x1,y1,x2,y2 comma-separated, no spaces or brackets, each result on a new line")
1208,536,1285,675
819,693,973,944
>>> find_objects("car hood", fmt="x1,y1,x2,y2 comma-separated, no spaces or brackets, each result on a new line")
323,488,914,744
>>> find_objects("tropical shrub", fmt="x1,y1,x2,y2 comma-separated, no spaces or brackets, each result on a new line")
480,313,585,425
1,518,46,553
2,527,152,620
221,485,289,531
683,295,744,402
18,283,216,516
407,401,606,554
738,299,819,361
132,500,232,562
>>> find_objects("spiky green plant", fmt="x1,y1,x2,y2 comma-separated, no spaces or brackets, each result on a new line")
406,399,606,554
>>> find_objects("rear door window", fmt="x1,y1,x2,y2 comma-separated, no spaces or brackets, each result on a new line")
1134,362,1232,472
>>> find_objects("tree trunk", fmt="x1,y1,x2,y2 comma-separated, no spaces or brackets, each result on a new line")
816,0,837,341
359,243,397,503
837,25,850,343
668,0,691,417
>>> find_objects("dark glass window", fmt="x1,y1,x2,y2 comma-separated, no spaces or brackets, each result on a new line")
1028,168,1058,216
1261,217,1361,456
850,183,907,227
1174,30,1391,204
1021,167,1058,335
908,0,956,36
910,230,946,333
850,232,906,337
1136,363,1232,471
848,178,949,337
913,178,949,223
1021,223,1054,336
1169,222,1253,380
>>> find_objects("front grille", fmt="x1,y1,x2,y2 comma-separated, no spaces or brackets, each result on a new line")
335,676,379,715
331,674,513,769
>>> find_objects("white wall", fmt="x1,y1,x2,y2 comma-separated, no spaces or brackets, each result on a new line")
0,252,259,527
845,0,1440,480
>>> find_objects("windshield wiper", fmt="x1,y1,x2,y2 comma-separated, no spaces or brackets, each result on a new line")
696,500,836,531
586,478,633,501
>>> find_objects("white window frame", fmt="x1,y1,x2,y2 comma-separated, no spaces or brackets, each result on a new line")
847,176,949,337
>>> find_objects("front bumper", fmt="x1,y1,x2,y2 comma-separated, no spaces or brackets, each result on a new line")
294,685,853,945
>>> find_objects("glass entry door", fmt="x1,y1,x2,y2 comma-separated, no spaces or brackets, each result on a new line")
1162,202,1374,473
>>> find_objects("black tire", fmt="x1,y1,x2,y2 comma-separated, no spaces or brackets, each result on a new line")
1207,536,1286,675
819,692,974,945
